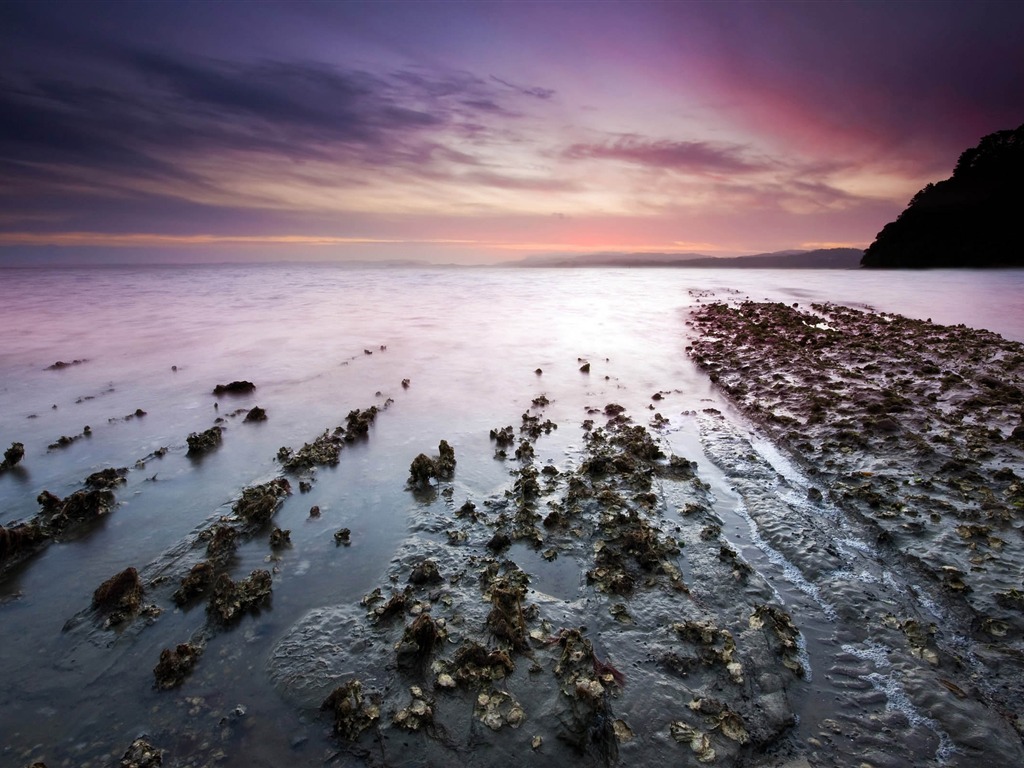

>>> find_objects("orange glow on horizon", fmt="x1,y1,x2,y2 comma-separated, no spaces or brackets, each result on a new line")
0,231,744,257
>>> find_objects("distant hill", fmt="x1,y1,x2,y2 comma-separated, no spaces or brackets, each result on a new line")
862,123,1024,268
513,248,863,269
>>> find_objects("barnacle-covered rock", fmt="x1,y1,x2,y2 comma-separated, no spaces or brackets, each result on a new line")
119,736,163,767
153,642,202,690
669,721,716,763
0,521,46,568
92,566,144,627
172,562,215,606
45,488,115,534
392,686,434,731
186,426,222,456
269,527,291,549
0,441,24,470
474,689,525,731
749,604,803,676
84,467,127,489
321,679,380,741
395,613,445,672
233,478,291,525
207,569,272,625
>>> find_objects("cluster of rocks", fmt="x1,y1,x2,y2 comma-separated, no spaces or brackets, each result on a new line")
269,395,805,766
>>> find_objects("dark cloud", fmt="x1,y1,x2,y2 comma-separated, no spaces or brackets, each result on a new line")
565,136,768,175
0,46,547,229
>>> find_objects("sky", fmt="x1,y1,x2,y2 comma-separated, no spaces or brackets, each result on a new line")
1,0,1022,265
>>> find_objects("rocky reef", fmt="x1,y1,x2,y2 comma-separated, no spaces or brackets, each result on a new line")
688,299,1024,759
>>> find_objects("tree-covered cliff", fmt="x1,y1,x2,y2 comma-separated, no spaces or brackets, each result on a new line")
862,124,1024,268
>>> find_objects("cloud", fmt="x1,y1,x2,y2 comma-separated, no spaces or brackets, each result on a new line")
489,76,556,101
0,232,483,248
564,135,768,176
0,48,563,230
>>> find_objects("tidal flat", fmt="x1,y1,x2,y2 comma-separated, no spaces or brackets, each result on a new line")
1,266,1023,767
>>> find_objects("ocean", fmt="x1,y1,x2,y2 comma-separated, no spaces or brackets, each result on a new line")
2,264,1023,766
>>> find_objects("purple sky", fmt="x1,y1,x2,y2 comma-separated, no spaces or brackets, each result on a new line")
1,0,1021,264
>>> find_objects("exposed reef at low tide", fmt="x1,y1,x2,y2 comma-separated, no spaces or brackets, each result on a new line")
688,299,1024,753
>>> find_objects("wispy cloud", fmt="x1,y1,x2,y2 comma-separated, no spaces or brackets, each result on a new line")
564,135,768,176
0,232,484,247
0,50,558,216
489,76,556,101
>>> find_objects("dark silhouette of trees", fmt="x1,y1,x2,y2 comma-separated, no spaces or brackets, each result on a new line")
861,123,1024,268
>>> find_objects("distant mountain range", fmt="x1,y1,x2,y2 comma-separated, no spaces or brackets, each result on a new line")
511,247,864,269
862,123,1024,268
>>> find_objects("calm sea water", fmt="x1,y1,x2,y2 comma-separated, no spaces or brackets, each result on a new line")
1,264,1022,765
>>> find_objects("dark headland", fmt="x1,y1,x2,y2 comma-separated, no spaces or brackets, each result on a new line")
862,123,1024,269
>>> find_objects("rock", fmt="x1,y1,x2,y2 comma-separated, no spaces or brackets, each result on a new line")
36,489,63,513
84,467,127,489
408,441,456,487
203,525,237,565
436,440,457,478
486,532,512,552
489,425,515,447
395,613,444,672
212,380,256,396
408,453,438,487
92,567,144,626
233,478,291,525
119,737,163,767
0,442,24,469
207,570,273,624
321,680,380,741
243,406,267,422
334,528,351,545
186,426,222,456
45,489,115,533
279,429,343,471
269,527,291,549
580,362,591,373
46,359,87,370
0,521,46,567
409,558,442,585
343,407,379,441
153,643,202,690
172,562,215,606
392,687,435,731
